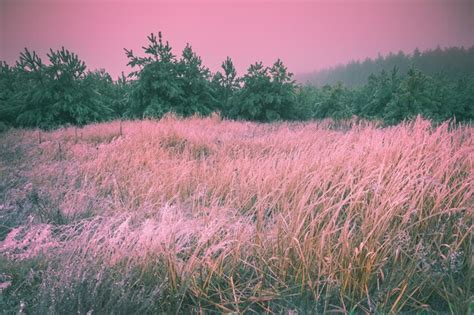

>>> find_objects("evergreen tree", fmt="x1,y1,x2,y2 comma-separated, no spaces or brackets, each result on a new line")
384,68,434,123
232,60,297,122
10,48,112,129
1,39,473,128
212,57,239,116
111,72,131,118
125,32,215,118
293,85,321,120
125,32,182,118
176,44,215,116
452,75,474,121
0,62,18,126
313,83,353,119
359,68,400,119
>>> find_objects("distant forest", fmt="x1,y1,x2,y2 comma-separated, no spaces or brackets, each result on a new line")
0,35,473,130
296,46,474,87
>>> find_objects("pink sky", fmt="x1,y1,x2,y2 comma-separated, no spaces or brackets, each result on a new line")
1,0,473,78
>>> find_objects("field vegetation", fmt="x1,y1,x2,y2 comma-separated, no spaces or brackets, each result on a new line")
0,116,472,313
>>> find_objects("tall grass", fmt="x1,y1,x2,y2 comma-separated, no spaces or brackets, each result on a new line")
0,116,472,313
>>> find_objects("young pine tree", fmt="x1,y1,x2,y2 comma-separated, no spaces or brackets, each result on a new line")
232,60,297,122
13,48,112,129
212,57,239,116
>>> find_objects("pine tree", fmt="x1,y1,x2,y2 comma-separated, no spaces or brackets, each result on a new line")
176,44,215,116
384,67,434,123
212,57,239,116
9,47,113,128
232,60,297,122
125,32,215,118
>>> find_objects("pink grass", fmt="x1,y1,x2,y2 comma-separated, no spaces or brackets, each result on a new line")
0,116,472,313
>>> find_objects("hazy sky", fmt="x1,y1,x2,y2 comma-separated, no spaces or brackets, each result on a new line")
1,0,473,78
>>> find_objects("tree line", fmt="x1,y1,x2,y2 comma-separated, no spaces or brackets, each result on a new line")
0,32,473,130
297,46,474,87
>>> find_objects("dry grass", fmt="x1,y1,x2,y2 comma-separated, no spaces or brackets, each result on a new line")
0,115,472,314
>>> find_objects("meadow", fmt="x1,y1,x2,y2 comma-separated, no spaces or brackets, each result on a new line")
0,115,472,314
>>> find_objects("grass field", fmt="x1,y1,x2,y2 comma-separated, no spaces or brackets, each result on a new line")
0,115,472,314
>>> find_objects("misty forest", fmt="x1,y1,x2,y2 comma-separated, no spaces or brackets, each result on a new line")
0,32,473,314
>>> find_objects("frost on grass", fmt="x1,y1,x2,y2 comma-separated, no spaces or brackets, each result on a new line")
1,220,58,261
0,116,472,314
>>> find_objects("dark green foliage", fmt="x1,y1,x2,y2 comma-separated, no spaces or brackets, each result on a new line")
0,48,115,129
125,33,181,118
298,66,473,124
231,60,297,122
212,57,240,116
312,83,354,120
111,72,132,118
452,76,474,121
125,33,215,118
18,48,91,127
293,85,320,120
125,34,297,122
0,34,472,128
384,68,436,123
358,68,401,119
177,44,215,116
0,62,18,125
